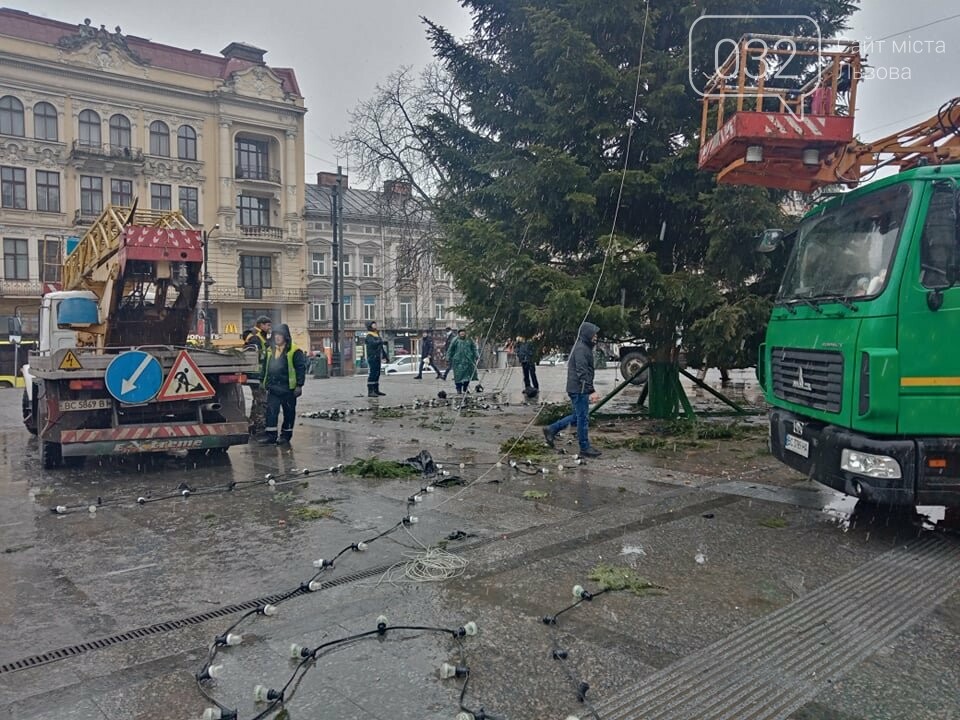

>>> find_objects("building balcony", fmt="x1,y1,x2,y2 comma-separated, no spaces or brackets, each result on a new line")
209,286,308,303
383,316,431,330
239,225,284,241
308,319,331,331
0,279,44,298
70,140,144,163
235,166,281,184
73,208,101,226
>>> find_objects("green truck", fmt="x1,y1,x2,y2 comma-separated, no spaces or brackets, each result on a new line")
759,167,960,507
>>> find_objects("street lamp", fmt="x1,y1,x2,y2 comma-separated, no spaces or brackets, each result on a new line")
202,224,220,349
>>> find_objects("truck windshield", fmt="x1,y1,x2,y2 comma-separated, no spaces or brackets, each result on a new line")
779,184,912,302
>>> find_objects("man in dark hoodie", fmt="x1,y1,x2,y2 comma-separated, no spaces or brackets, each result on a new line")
542,322,601,457
259,324,306,444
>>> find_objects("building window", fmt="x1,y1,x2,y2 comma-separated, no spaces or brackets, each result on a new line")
311,252,325,276
1,166,27,209
177,125,197,160
3,238,28,280
235,138,270,179
196,307,219,335
0,96,25,137
111,178,133,206
80,175,103,214
149,120,170,156
78,109,101,147
38,236,62,284
33,102,58,141
150,183,172,211
311,302,327,321
362,255,375,277
239,255,272,299
399,297,413,326
341,255,351,277
179,186,199,224
434,265,451,282
435,298,446,320
342,295,353,321
109,114,131,151
36,170,60,213
237,194,270,227
363,295,376,321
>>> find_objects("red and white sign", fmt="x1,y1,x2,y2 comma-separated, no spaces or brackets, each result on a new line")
156,350,216,402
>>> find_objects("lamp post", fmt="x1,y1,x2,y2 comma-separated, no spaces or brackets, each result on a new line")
202,224,220,349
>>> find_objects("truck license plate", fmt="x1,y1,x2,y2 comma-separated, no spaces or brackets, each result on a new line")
785,433,809,458
59,398,112,412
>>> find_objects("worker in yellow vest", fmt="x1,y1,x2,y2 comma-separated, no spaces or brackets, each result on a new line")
259,323,306,444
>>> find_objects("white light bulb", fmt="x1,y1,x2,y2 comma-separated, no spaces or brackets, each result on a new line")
225,633,242,646
181,489,190,497
573,585,586,599
575,458,583,465
262,604,277,616
356,541,368,551
55,505,67,514
268,478,276,487
308,579,322,591
377,614,388,626
442,470,451,476
541,468,549,474
425,485,435,493
509,460,517,468
411,494,423,502
328,466,336,472
439,662,457,679
495,461,502,468
312,558,332,568
456,712,475,720
459,463,465,469
558,464,564,471
88,505,97,513
207,663,224,679
253,684,269,703
463,621,478,636
264,473,272,480
202,708,223,720
406,515,418,524
137,497,147,504
436,463,444,469
289,643,305,658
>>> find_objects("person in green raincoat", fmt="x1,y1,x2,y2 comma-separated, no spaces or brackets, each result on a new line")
446,328,478,394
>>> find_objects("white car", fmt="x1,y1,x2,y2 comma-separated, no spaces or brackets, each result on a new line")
383,355,437,374
538,353,568,366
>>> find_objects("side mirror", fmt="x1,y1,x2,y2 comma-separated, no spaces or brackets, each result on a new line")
756,229,784,253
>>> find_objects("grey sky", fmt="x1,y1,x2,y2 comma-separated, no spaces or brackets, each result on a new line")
7,1,959,186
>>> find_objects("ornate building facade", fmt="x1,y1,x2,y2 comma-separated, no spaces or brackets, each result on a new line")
304,172,465,365
0,9,308,346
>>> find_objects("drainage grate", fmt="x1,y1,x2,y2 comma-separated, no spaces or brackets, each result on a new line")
0,562,399,675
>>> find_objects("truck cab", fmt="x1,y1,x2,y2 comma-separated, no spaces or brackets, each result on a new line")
761,166,960,507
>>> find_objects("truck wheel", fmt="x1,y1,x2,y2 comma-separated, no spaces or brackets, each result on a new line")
41,441,63,470
22,390,37,435
620,351,649,385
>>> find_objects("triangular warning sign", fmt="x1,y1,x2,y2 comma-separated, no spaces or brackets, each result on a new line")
157,350,216,402
59,350,83,370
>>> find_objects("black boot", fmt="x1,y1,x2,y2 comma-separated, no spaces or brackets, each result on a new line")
376,383,386,396
368,384,378,398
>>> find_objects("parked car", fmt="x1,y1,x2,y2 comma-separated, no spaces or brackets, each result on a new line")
538,353,568,366
383,355,436,374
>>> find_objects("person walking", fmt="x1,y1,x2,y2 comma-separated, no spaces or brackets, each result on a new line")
415,330,441,379
542,322,602,458
441,326,457,380
259,324,306,445
365,320,389,397
447,328,479,394
515,335,539,396
242,315,272,435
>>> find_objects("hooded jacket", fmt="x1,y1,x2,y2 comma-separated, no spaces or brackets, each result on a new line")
262,324,307,392
566,322,598,395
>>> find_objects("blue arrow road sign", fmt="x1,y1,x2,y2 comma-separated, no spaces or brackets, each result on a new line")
104,351,163,404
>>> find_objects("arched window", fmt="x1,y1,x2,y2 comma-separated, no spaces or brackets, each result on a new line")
78,109,101,147
149,120,170,156
33,102,58,141
177,125,197,160
0,96,25,136
109,114,131,151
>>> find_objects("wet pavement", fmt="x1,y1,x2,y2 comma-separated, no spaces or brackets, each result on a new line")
0,365,957,720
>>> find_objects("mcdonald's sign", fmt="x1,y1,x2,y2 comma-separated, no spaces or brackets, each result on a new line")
224,323,238,334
